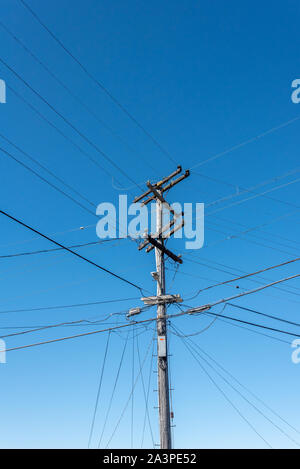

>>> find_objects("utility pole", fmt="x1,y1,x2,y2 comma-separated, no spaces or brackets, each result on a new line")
155,190,171,449
132,166,190,449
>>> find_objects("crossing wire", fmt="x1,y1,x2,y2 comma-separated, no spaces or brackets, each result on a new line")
0,208,145,292
0,239,128,259
172,324,300,448
172,324,272,448
0,21,159,175
88,330,111,448
0,296,140,316
136,332,155,448
18,0,178,166
97,330,130,448
0,130,96,208
0,145,95,217
183,255,300,300
180,332,300,436
105,332,154,448
0,56,142,188
6,275,300,353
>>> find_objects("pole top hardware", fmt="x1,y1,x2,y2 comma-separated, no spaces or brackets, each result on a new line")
187,305,211,314
126,307,142,319
141,294,183,306
132,165,189,264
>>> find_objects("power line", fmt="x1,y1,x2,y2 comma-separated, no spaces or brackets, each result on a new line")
6,84,116,182
0,238,128,259
181,254,300,299
140,335,155,448
172,324,300,447
203,209,300,253
187,338,300,436
204,220,300,257
226,302,300,328
97,330,130,448
105,332,154,448
0,21,158,175
6,272,300,352
173,304,224,337
207,177,300,216
183,256,300,300
180,308,292,345
193,166,300,202
0,145,95,216
205,273,300,308
136,332,155,448
18,0,177,166
88,331,111,448
0,56,141,188
208,312,291,345
202,166,300,210
173,324,272,448
190,116,300,170
0,296,140,316
0,208,144,292
0,307,144,339
0,131,96,208
131,325,135,449
184,306,300,340
0,221,96,250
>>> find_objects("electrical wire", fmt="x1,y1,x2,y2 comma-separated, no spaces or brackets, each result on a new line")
172,324,272,448
183,256,300,300
6,83,116,182
5,273,300,353
0,208,145,292
205,274,300,307
182,334,300,436
0,296,140,316
0,238,129,259
0,145,95,216
207,177,300,216
105,332,154,448
0,56,141,188
136,332,155,448
183,305,300,340
172,324,300,448
207,313,291,345
5,277,300,353
88,330,111,448
198,166,300,211
18,0,178,166
0,307,152,339
140,335,155,448
97,330,130,448
0,131,96,208
184,253,300,294
190,116,300,170
0,21,159,175
201,209,300,254
226,302,300,328
131,325,135,449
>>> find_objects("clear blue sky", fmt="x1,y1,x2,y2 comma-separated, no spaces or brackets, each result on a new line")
0,0,299,449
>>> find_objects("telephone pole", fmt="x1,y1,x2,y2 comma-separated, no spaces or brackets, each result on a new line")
132,166,190,449
155,190,171,448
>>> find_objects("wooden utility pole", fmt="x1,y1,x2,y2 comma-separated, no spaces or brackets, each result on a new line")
155,191,171,448
133,166,190,449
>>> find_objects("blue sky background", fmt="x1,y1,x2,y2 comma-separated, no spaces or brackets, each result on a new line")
0,0,299,449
